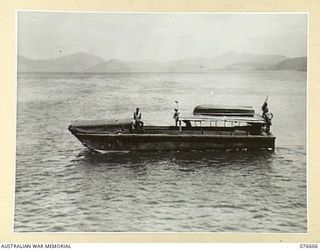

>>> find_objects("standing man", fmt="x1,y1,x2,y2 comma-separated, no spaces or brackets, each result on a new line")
261,97,273,135
173,108,180,127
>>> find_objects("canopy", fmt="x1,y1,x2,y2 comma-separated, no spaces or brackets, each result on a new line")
193,105,255,117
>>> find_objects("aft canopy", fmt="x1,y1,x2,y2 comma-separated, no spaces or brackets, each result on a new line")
193,105,255,117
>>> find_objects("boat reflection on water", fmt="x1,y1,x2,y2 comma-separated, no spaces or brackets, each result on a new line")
74,147,276,172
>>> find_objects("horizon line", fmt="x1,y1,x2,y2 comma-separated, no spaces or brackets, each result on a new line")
17,51,307,62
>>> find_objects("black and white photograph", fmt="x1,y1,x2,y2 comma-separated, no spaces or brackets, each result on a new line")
15,12,307,233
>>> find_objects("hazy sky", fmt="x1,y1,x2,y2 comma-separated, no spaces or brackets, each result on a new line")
18,12,308,61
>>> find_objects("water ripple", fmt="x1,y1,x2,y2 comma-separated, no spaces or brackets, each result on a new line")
15,72,307,232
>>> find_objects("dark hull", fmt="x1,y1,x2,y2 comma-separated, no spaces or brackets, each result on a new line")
73,133,276,151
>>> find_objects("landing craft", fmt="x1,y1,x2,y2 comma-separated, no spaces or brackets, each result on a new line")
68,104,275,152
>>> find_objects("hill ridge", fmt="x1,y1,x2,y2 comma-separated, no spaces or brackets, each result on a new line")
18,52,307,73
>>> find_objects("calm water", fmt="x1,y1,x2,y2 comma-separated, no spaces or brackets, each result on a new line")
15,71,307,232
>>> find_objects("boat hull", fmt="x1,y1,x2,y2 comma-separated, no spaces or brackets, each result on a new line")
73,133,276,151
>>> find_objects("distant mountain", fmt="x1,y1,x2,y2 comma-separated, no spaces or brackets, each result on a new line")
17,52,307,73
18,52,104,72
88,52,287,72
220,62,272,71
18,56,50,72
213,51,286,69
270,57,307,71
148,52,286,72
87,59,132,72
127,60,169,72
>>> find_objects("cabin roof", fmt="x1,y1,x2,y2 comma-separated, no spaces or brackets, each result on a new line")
193,104,255,117
194,104,254,110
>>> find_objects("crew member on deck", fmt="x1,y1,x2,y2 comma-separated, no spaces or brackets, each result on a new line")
261,97,273,135
173,108,180,127
132,107,143,130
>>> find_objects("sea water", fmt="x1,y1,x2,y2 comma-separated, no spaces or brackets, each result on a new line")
15,71,307,232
